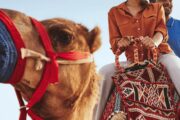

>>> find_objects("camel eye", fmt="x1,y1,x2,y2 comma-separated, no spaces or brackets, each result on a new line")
57,31,74,45
48,26,74,46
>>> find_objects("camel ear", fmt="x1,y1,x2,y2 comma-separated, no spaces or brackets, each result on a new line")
89,26,101,53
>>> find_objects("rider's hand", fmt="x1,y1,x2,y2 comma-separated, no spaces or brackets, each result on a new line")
141,36,156,48
117,37,131,48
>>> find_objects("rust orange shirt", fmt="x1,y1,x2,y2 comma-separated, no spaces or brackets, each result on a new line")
108,2,172,61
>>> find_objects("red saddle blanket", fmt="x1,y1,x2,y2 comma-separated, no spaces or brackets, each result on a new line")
101,60,179,120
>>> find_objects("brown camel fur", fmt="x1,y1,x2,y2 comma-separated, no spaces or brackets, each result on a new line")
1,9,101,120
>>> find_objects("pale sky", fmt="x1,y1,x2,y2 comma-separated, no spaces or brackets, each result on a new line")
0,0,180,120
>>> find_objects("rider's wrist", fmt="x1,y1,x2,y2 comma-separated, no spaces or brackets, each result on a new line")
153,41,159,47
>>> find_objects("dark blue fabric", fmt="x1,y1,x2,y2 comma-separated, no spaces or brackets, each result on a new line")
167,17,180,57
0,21,18,83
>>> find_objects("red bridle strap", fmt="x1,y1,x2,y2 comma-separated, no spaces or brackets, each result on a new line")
16,18,92,120
55,51,91,60
27,17,91,108
19,18,60,120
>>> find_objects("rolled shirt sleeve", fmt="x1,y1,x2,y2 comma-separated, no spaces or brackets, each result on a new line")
155,4,172,53
155,4,168,42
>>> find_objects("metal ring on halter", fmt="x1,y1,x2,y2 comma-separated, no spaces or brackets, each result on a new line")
19,105,27,110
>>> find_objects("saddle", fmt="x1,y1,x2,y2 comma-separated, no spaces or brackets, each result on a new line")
101,40,180,120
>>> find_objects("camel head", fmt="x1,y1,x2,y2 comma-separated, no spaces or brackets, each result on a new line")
0,9,101,120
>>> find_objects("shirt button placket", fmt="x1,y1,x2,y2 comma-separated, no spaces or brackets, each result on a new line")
135,19,141,35
135,19,140,30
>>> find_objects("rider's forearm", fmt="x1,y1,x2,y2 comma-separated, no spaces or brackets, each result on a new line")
152,32,163,47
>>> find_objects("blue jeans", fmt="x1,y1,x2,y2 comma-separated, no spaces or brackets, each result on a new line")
0,21,18,83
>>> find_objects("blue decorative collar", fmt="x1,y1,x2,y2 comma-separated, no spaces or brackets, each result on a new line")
0,21,18,83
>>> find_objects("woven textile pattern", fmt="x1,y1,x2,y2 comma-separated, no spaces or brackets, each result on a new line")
101,60,179,120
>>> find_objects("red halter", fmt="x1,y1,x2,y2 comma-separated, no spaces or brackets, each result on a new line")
0,10,92,120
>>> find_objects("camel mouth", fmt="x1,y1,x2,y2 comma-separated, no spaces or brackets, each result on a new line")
0,21,18,83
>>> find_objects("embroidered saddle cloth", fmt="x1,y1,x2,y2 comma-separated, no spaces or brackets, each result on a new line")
101,40,179,120
102,60,179,120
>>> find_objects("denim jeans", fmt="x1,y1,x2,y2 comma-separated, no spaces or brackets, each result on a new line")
0,21,18,83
